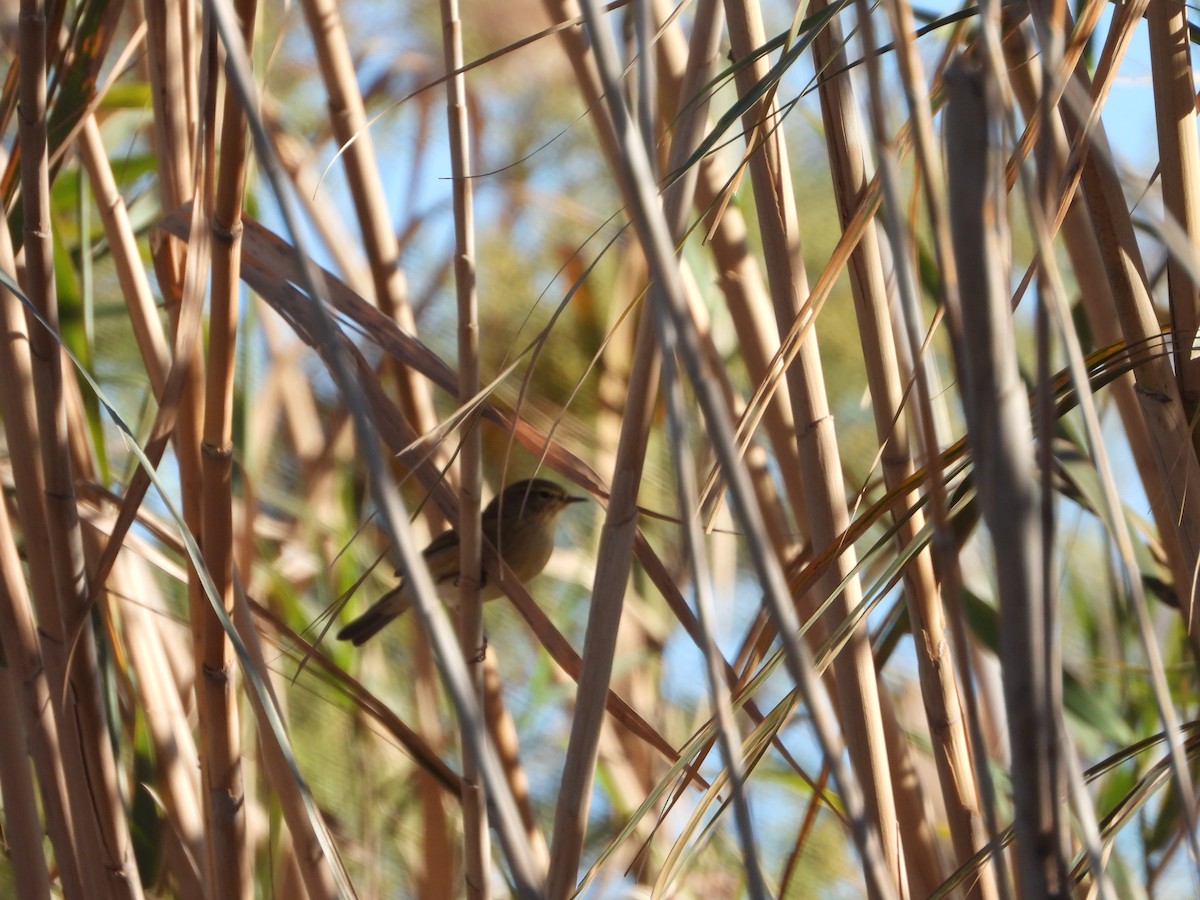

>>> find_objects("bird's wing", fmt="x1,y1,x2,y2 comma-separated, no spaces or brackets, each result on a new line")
422,528,460,559
390,527,468,585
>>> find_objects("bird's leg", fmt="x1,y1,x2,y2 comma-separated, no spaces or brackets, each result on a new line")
469,634,489,664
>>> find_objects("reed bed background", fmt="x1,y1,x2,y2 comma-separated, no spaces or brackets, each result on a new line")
1,0,1198,897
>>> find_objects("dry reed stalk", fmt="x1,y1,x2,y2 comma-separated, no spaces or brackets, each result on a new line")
1001,23,1193,628
230,584,343,899
140,17,209,792
482,653,551,869
539,0,623,187
598,318,698,877
547,304,660,898
298,0,440,438
689,173,807,544
150,90,215,900
77,116,170,396
568,2,896,897
0,217,84,900
1069,92,1200,638
196,3,260,896
944,53,1069,896
1012,0,1200,873
1015,0,1200,641
721,1,904,894
17,3,143,895
809,3,987,892
439,0,491,890
591,246,668,834
874,11,1017,890
141,1,196,214
267,121,373,297
272,831,308,900
206,5,548,887
114,573,206,894
1147,2,1200,453
649,0,807,544
662,340,769,897
413,634,458,898
647,0,766,888
0,657,51,899
847,3,998,895
0,498,55,900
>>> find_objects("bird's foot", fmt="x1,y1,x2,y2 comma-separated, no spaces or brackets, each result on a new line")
469,636,489,664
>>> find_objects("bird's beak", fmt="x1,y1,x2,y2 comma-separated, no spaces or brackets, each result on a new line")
566,494,586,505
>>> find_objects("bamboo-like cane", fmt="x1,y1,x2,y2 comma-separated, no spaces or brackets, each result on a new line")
198,2,260,896
17,3,144,896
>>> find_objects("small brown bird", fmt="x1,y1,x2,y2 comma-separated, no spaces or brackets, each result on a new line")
337,478,585,645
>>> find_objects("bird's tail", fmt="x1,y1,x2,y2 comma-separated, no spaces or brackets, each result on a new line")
336,584,411,645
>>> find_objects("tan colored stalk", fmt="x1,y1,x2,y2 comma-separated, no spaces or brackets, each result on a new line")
116,576,206,897
809,2,971,890
0,214,83,900
198,2,260,896
439,0,490,891
1011,0,1200,641
273,834,306,900
841,2,996,894
944,55,1070,896
1012,14,1121,873
483,654,551,869
547,304,661,898
267,121,372,297
538,0,623,189
875,8,1013,889
0,661,50,899
1147,2,1200,451
231,584,342,899
643,0,766,888
142,9,216,894
1001,24,1192,649
298,0,439,436
1006,1,1200,872
17,3,143,896
721,1,904,894
412,636,457,898
651,0,808,543
0,503,55,900
1068,84,1200,639
564,2,895,897
692,178,807,541
77,115,170,396
141,1,196,213
75,512,205,899
207,3,546,887
591,251,668,815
